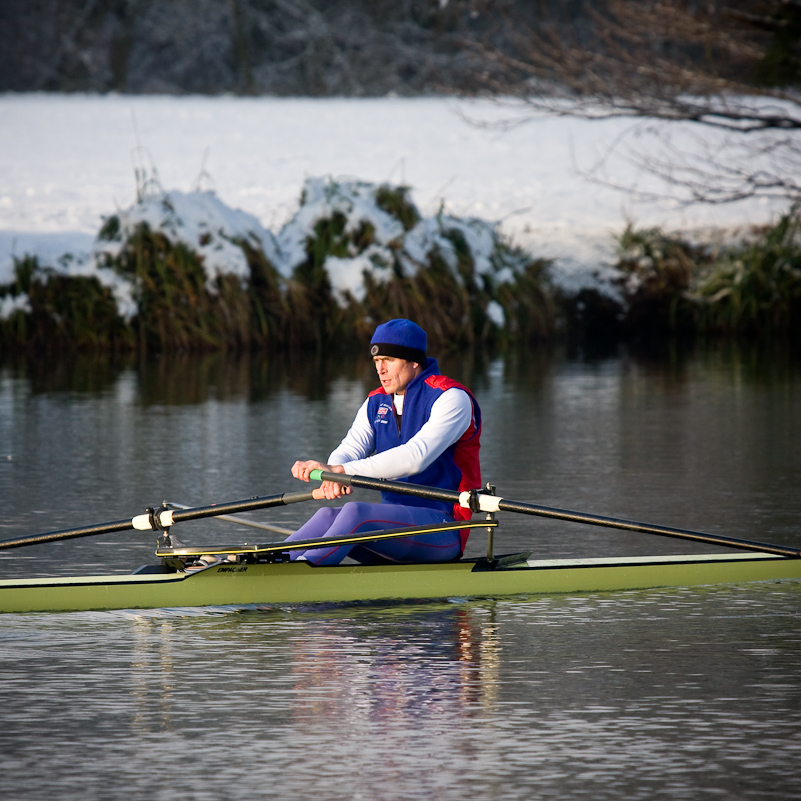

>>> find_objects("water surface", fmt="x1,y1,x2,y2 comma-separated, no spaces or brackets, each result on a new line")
0,343,799,799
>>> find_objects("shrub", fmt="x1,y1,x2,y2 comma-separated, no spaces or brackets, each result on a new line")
107,222,253,351
279,178,555,351
616,223,703,335
0,256,133,352
690,207,801,335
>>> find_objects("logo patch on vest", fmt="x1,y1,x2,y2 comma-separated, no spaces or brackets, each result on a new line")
374,402,392,425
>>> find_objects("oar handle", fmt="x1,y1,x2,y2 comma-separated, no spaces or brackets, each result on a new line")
310,471,801,558
310,470,460,504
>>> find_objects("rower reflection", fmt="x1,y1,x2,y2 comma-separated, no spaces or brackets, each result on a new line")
124,603,501,738
288,605,501,722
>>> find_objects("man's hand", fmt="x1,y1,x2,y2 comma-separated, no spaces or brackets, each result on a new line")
291,460,352,500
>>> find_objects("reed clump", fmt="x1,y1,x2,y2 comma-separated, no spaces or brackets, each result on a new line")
1,255,134,352
271,178,555,351
613,208,801,339
616,224,700,335
359,222,553,349
690,208,801,335
546,209,801,343
105,221,255,351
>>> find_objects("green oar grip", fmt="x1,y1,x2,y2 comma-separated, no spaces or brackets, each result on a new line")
310,469,354,486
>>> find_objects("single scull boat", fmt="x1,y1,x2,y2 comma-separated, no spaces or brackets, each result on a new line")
0,472,798,614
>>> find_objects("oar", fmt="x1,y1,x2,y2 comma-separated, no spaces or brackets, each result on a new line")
0,490,316,551
166,503,294,536
309,470,801,558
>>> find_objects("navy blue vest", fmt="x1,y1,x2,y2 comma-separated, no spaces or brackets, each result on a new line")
366,358,481,519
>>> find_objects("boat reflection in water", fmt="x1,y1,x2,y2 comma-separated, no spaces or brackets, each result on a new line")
2,568,800,800
121,602,503,742
287,606,502,724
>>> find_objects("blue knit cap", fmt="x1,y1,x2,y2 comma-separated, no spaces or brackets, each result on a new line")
370,319,427,363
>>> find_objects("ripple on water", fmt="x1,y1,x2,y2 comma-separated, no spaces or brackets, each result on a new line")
0,582,798,799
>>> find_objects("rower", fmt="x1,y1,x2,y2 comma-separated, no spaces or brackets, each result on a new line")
288,318,482,565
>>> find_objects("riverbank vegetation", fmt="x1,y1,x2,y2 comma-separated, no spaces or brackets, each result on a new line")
560,206,801,343
0,177,554,354
1,178,799,354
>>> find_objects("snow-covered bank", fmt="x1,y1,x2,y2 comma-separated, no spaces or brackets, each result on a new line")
0,93,784,290
17,176,536,330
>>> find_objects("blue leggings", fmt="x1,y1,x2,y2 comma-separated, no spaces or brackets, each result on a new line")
284,501,462,566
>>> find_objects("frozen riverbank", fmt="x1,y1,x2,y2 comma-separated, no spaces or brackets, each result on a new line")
0,93,783,291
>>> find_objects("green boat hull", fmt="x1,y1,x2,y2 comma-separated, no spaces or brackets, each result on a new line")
1,552,800,614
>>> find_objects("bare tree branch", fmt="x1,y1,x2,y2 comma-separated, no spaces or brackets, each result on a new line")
465,0,801,205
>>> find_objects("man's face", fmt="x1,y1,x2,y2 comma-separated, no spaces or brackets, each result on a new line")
373,356,421,395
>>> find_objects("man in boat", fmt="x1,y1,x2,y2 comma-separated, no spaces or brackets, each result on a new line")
288,318,481,565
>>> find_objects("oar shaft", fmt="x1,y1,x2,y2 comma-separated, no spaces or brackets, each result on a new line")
0,519,136,550
494,498,800,558
0,490,317,552
311,471,801,558
167,491,315,525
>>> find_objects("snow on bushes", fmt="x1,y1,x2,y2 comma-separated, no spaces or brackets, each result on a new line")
96,189,282,289
0,176,551,351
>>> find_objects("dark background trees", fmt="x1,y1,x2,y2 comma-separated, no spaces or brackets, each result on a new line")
0,0,588,95
2,1,797,97
0,0,512,95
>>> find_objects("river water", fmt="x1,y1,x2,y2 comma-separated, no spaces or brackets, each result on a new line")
0,343,799,800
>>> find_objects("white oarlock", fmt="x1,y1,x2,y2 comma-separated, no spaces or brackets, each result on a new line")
458,491,502,513
132,513,151,531
131,509,175,531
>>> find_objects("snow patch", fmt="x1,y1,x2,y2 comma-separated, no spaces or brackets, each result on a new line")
325,246,394,303
0,293,31,320
485,300,505,326
96,189,281,288
276,177,404,276
548,258,624,304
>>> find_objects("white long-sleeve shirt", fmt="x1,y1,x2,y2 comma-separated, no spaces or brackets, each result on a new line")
328,388,473,480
